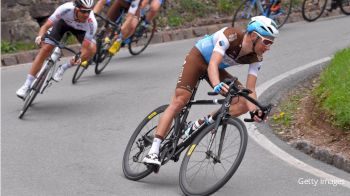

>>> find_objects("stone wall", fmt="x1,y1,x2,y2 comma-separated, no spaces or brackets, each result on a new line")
1,0,68,43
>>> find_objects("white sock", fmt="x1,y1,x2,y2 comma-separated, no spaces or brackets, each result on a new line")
24,74,35,87
148,137,162,155
61,62,72,71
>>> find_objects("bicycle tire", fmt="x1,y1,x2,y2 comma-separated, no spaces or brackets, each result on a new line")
339,0,350,15
128,19,156,56
122,104,169,181
302,0,327,22
232,0,260,30
271,0,293,29
179,117,248,196
95,29,113,74
72,63,87,84
18,66,50,119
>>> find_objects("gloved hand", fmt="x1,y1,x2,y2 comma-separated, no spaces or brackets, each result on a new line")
35,36,42,46
213,82,224,93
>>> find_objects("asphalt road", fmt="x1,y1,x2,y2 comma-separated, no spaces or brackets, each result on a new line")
2,16,350,196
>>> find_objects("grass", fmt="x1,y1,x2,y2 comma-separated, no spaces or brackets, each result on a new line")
1,34,78,54
313,48,350,130
272,94,302,127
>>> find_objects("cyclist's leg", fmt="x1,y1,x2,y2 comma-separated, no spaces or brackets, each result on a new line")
146,0,163,22
144,47,208,164
106,0,130,22
120,0,142,40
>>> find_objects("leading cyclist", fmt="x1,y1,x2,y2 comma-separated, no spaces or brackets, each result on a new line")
143,16,279,166
16,0,98,99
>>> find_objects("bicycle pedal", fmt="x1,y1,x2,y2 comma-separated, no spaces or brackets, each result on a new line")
145,163,160,173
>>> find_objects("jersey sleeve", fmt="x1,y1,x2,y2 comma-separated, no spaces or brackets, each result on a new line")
84,16,98,43
213,29,230,56
48,4,70,23
248,62,262,77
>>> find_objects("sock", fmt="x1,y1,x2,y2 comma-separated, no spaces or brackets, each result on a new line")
61,62,72,71
24,74,35,87
148,137,162,155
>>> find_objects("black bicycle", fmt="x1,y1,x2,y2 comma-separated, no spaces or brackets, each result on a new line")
122,77,272,195
72,7,156,84
302,0,350,22
19,34,80,119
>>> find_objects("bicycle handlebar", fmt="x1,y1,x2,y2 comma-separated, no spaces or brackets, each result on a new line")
44,34,81,61
94,13,119,28
207,78,272,123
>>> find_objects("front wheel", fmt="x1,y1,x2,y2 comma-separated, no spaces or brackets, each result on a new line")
232,0,260,30
179,117,248,196
302,0,327,22
128,19,156,56
122,104,170,181
72,62,88,84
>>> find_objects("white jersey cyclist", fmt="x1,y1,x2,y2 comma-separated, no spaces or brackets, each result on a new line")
48,2,98,43
195,27,262,77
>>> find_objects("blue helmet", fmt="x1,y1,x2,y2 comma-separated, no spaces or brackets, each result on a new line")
247,16,279,38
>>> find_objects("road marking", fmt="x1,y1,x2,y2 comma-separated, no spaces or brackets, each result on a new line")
245,56,350,189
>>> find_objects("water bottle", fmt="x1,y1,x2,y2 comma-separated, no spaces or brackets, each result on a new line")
51,47,61,62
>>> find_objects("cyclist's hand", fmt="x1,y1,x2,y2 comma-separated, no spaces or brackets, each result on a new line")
213,82,229,95
70,56,82,66
35,36,42,47
250,109,268,123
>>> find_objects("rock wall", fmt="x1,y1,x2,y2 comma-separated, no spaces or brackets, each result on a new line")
1,0,68,43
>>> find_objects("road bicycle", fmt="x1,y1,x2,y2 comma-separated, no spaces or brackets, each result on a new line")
122,77,272,195
18,34,80,119
72,6,156,84
302,0,350,22
232,0,293,29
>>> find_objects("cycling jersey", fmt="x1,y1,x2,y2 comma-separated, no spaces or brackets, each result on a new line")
195,27,262,77
48,2,97,43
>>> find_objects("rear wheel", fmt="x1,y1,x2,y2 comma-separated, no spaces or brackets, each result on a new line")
301,0,327,22
269,0,293,28
340,0,350,15
123,105,172,181
179,117,248,196
128,19,156,56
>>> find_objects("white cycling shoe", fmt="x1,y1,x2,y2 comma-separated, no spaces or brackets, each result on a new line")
16,85,30,100
143,153,161,166
53,65,65,82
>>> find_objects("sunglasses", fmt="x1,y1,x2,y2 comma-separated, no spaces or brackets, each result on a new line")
79,8,91,14
256,33,274,46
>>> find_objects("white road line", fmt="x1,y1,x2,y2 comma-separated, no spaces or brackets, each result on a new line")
245,56,350,189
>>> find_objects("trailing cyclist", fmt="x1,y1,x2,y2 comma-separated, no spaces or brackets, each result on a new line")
136,0,164,37
143,16,279,166
16,0,98,99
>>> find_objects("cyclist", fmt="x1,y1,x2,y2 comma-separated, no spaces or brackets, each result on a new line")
16,0,97,99
92,0,144,54
143,16,279,166
136,0,164,36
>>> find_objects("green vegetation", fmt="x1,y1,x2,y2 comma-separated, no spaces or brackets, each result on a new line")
1,41,36,54
313,48,350,130
272,94,302,127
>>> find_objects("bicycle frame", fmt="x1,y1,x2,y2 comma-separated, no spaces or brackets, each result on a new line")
242,0,284,20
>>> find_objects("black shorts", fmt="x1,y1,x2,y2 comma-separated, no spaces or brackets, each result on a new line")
45,19,86,45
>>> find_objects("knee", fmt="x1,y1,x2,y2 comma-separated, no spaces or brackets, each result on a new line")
168,96,187,114
229,99,249,116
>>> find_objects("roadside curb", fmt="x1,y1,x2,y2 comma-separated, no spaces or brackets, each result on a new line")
253,56,350,180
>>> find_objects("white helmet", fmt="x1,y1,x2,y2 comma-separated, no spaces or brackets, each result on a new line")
246,16,279,38
74,0,94,9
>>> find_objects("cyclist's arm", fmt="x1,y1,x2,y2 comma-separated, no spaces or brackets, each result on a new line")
207,51,224,87
38,20,54,38
93,0,107,14
245,74,258,111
